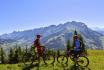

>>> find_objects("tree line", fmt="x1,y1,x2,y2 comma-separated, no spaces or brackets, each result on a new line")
0,45,57,64
0,31,87,64
0,46,30,64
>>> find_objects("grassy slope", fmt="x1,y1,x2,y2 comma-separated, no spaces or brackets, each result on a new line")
0,50,104,70
88,50,104,70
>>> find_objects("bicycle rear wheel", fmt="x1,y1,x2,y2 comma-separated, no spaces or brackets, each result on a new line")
57,55,68,64
22,53,35,65
77,56,89,67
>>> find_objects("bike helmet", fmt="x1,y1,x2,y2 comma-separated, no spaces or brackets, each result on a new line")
74,35,79,39
36,34,41,38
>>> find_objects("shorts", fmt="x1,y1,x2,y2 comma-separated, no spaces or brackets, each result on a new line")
74,49,81,58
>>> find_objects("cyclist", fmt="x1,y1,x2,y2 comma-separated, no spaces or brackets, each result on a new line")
33,35,47,64
73,31,82,62
34,35,43,58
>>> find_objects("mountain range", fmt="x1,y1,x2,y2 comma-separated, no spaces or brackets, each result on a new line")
91,27,104,35
0,21,104,50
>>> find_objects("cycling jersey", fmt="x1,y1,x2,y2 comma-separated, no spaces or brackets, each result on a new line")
74,39,81,51
34,38,42,56
73,39,81,59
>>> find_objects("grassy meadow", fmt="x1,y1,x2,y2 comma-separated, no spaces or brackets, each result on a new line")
0,50,104,70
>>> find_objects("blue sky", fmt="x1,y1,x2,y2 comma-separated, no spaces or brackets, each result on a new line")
0,0,104,35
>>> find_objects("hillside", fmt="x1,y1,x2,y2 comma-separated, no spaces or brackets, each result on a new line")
0,21,104,50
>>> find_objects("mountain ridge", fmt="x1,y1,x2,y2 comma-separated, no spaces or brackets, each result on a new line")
0,21,104,50
91,27,104,35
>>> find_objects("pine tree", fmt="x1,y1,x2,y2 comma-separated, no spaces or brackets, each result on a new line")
0,48,5,64
8,48,14,64
18,46,23,62
66,40,71,50
13,49,19,63
78,34,87,55
74,30,77,35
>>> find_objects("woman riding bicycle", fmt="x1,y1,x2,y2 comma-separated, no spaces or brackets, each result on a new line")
34,35,44,58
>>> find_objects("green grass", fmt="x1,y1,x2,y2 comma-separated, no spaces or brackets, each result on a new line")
88,50,104,70
0,50,104,70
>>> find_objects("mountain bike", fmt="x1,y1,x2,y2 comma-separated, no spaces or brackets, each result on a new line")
22,46,55,66
57,50,89,67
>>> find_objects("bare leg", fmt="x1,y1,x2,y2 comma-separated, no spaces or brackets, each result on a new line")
42,53,47,65
37,54,40,64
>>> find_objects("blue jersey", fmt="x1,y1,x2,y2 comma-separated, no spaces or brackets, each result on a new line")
74,39,81,51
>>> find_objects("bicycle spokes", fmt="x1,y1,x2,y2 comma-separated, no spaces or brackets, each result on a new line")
57,56,68,64
77,56,89,67
43,55,55,65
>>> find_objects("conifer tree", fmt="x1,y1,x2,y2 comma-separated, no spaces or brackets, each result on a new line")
13,49,19,63
66,40,71,50
78,34,87,55
0,48,5,64
8,48,14,64
18,46,22,62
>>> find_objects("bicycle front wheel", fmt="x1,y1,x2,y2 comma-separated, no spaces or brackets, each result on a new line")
43,54,55,65
77,56,89,67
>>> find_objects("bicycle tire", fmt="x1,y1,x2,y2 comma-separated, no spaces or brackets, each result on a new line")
77,56,89,67
57,55,68,64
43,54,55,65
22,53,34,65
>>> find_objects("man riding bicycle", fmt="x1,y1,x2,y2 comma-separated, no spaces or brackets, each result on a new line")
73,31,82,62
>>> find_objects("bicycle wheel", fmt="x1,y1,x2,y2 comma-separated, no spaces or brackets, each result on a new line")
69,54,74,61
43,54,55,65
77,56,89,67
57,55,68,64
22,53,34,65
